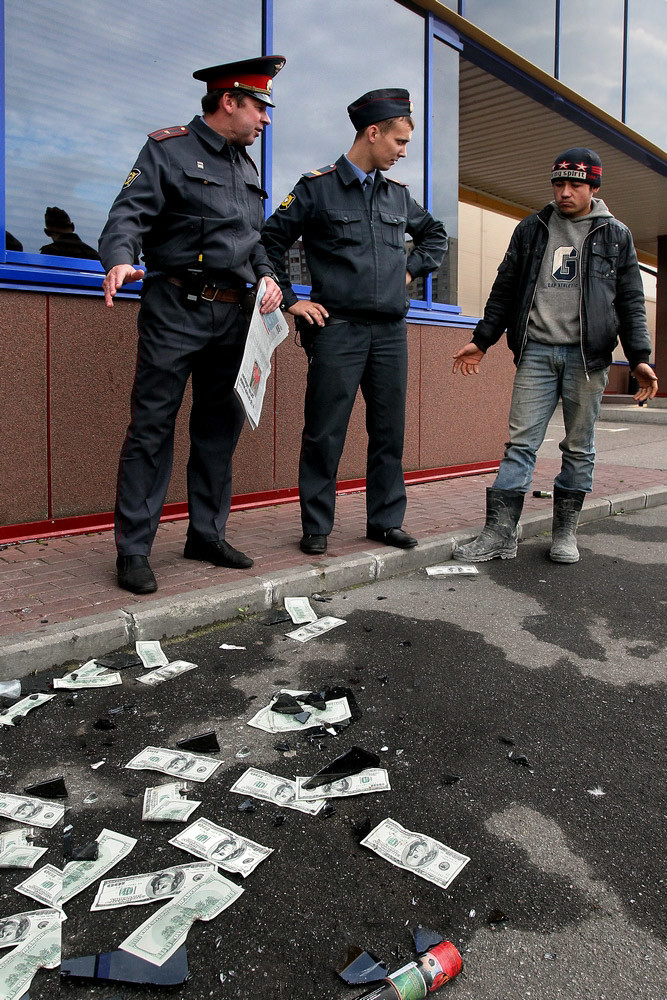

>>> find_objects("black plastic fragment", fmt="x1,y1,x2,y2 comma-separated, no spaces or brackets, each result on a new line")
177,730,220,753
122,787,142,799
487,908,508,925
441,774,462,786
294,711,311,725
237,798,256,813
321,802,335,818
410,925,443,953
95,651,142,670
507,751,532,767
337,945,388,984
351,816,373,841
273,813,286,827
24,776,67,798
300,691,327,711
270,694,303,715
499,735,515,746
311,593,332,602
72,841,99,861
93,718,116,731
273,740,293,753
302,746,380,790
107,704,137,716
63,826,73,862
263,608,292,626
60,946,188,985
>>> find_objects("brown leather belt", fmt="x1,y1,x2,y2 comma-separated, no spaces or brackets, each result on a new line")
166,276,241,303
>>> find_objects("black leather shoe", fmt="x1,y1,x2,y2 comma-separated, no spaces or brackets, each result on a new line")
300,534,327,555
184,535,253,569
366,526,418,549
116,555,157,594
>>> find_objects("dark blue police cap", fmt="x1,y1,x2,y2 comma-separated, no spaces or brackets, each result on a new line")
347,88,413,130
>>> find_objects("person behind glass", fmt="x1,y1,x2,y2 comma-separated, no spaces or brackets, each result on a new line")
99,56,285,595
40,206,100,260
262,89,447,556
452,148,658,565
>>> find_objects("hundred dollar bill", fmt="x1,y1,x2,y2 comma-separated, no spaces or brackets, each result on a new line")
142,782,200,823
230,767,326,815
61,828,137,905
285,615,346,642
91,860,215,911
136,660,198,687
426,564,479,576
169,817,273,877
284,596,318,625
247,694,351,734
0,793,64,829
125,746,222,783
53,659,122,689
295,767,391,801
14,863,63,909
136,640,169,669
0,829,47,869
0,692,56,726
0,908,61,1000
119,868,243,967
360,818,470,890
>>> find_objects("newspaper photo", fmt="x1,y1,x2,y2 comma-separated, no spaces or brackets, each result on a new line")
234,277,289,430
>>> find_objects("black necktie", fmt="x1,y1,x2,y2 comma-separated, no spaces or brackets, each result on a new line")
363,174,374,204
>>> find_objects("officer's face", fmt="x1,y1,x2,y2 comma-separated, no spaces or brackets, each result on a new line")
369,121,412,172
552,179,595,218
227,95,271,147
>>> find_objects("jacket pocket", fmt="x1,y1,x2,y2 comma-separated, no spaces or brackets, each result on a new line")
379,211,406,248
590,239,619,279
324,209,363,246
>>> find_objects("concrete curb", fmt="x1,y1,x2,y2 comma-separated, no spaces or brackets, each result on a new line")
1,486,666,680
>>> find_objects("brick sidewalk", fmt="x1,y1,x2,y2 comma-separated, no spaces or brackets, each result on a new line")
1,457,665,642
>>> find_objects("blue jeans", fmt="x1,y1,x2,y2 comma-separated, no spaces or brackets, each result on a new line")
494,341,609,494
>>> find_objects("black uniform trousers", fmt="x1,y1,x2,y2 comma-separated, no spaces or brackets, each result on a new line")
299,316,408,536
115,280,246,555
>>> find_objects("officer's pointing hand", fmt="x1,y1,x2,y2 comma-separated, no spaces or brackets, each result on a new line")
287,300,329,327
103,264,145,308
259,277,283,315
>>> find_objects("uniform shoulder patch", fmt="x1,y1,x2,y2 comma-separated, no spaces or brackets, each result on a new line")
278,192,296,211
123,168,141,189
387,176,408,186
148,125,189,142
303,164,337,179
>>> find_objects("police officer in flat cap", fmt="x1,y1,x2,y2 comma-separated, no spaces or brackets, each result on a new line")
262,89,447,555
99,56,285,594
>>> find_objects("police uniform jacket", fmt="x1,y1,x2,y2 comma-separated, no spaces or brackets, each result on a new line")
261,155,447,319
99,115,275,286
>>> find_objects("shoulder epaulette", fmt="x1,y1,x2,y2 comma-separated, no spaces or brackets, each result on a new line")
303,164,337,179
244,151,260,176
387,176,408,186
148,125,189,142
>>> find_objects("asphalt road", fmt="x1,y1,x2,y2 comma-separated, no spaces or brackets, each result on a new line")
2,506,665,1000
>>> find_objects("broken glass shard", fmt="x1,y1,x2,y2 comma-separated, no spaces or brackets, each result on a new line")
24,776,68,798
235,746,251,759
300,691,327,711
507,751,532,767
273,740,292,753
351,816,373,841
441,774,462,786
294,711,311,725
96,651,142,670
410,925,443,953
302,746,381,790
273,813,286,827
487,908,508,925
82,792,99,805
311,593,332,602
237,798,256,813
177,731,220,753
270,694,303,715
321,802,335,818
337,945,388,984
263,609,292,626
499,735,515,746
93,718,116,730
60,946,189,985
72,841,99,860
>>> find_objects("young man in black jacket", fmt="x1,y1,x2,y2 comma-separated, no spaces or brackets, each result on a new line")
452,147,658,564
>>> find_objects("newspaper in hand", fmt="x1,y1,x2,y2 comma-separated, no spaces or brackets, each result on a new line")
0,692,56,726
136,660,198,687
0,908,61,1000
247,693,351,734
284,597,318,625
118,868,243,967
286,616,346,642
62,828,137,904
53,659,122,689
360,818,470,890
295,767,391,801
169,817,273,877
135,640,169,669
230,767,326,815
13,863,63,909
142,782,200,823
426,564,479,576
233,277,289,430
125,746,223,783
0,792,64,829
0,829,48,869
91,861,216,911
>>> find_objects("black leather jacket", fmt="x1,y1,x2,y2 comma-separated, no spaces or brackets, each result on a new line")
472,203,650,373
261,155,447,320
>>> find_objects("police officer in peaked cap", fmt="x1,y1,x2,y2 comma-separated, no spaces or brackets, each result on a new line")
99,56,285,594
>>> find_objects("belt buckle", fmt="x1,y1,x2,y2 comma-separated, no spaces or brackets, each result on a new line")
200,285,216,301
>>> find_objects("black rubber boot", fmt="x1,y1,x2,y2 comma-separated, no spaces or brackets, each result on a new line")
549,487,586,563
452,488,525,562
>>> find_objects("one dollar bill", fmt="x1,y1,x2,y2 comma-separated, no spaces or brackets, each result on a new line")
91,861,215,911
230,767,325,815
360,818,470,890
295,767,391,800
125,746,222,783
169,816,273,876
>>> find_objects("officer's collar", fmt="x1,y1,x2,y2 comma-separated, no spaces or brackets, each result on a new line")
335,154,387,188
189,115,234,154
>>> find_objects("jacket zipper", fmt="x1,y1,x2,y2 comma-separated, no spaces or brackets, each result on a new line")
578,219,608,381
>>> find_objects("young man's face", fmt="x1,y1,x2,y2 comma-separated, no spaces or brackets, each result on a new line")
369,121,412,172
552,179,596,218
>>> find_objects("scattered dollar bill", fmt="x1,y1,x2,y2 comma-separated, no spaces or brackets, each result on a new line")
230,767,326,815
136,660,198,687
426,564,479,576
360,818,470,890
284,597,318,625
142,782,200,823
295,768,391,800
14,863,63,909
91,861,215,911
169,817,273,877
136,640,169,669
0,693,56,726
247,693,351,734
0,908,61,1000
125,746,222,783
0,793,64,829
0,829,47,869
60,829,137,905
53,659,122,689
286,615,346,642
118,868,243,967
